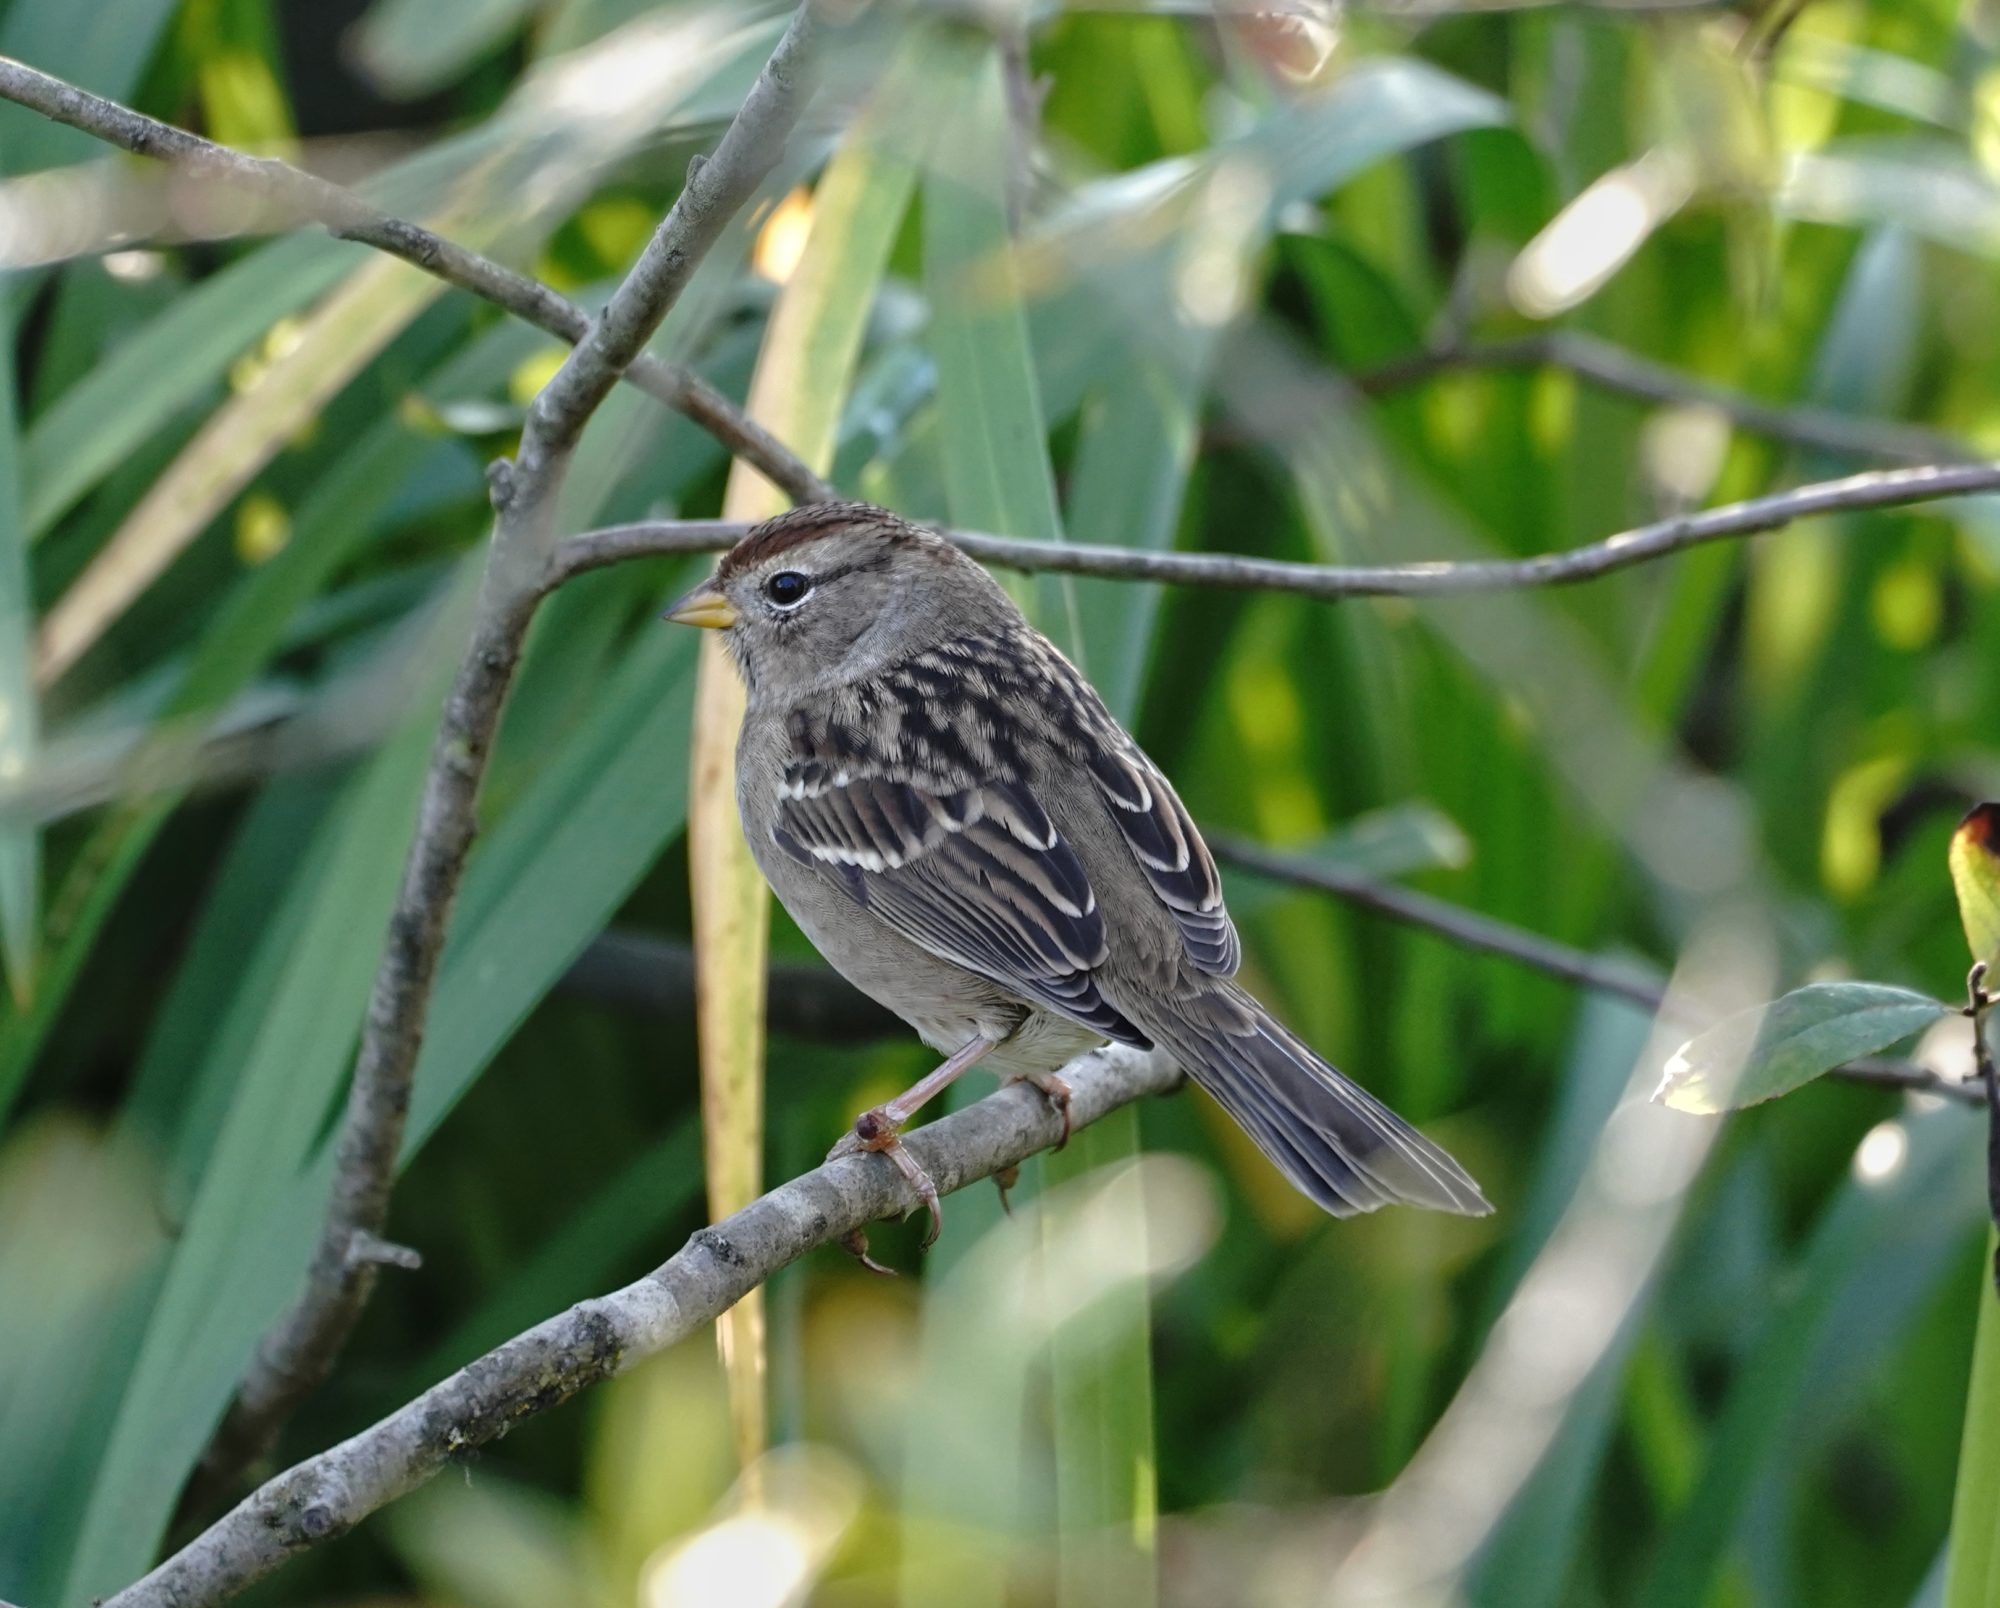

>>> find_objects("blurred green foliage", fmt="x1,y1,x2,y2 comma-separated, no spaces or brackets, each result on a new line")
3,1,2000,1605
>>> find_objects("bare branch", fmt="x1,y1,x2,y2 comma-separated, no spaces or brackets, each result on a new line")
104,1044,1181,1608
1212,836,1980,1106
196,4,829,1495
549,463,2000,599
0,54,833,506
1356,331,1972,467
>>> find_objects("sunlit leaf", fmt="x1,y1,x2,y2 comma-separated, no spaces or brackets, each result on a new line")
36,253,443,684
1950,803,2000,973
1656,983,1952,1115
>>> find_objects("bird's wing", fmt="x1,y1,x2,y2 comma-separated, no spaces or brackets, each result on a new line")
1077,735,1240,977
769,763,1149,1046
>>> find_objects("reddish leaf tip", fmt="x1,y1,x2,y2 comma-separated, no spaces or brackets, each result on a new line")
1960,802,2000,852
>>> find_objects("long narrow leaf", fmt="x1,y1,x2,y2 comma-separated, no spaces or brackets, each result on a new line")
687,52,922,1476
58,572,476,1605
0,300,36,1004
1948,1233,2000,1608
36,253,445,683
915,31,1163,1608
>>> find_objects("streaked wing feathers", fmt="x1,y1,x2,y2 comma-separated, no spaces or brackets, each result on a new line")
772,769,1148,1045
1084,744,1240,976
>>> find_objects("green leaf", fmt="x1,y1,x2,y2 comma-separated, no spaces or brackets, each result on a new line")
1640,1106,1984,1608
1656,983,1951,1114
1471,994,1661,1608
57,575,471,1606
351,0,542,99
19,21,761,541
920,28,1065,556
1042,1109,1161,1608
21,235,357,541
400,622,701,1154
914,33,1162,1608
0,0,182,172
0,0,169,1013
0,298,37,1006
60,588,701,1601
41,254,446,682
1950,803,2000,973
1947,1236,2000,1608
0,326,534,1135
1064,338,1207,724
1292,803,1473,882
400,1118,701,1389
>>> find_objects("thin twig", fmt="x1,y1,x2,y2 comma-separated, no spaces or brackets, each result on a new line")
0,54,834,506
1969,962,2000,1287
1355,331,1972,467
103,1044,1181,1608
1213,836,1981,1106
549,463,2000,599
560,930,902,1041
194,4,829,1496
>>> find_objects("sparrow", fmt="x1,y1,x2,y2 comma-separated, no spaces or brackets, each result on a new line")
668,502,1489,1245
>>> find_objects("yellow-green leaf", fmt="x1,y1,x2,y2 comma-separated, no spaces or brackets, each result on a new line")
1951,802,2000,973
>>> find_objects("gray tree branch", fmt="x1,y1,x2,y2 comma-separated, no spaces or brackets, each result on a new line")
1355,331,1974,467
547,462,2000,599
194,2,830,1496
1210,836,1978,1107
103,1044,1181,1608
0,53,834,506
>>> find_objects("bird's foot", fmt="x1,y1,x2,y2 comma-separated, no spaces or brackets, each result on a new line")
1009,1069,1075,1150
828,1107,944,1248
993,1162,1021,1214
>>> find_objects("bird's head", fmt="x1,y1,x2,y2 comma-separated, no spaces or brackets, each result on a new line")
665,502,1010,703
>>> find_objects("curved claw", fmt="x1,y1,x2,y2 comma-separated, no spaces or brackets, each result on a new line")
882,1141,943,1248
839,1228,899,1276
993,1162,1022,1215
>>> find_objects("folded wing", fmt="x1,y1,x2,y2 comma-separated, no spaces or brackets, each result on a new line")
770,767,1149,1046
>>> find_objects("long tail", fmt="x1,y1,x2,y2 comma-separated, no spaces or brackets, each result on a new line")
1147,982,1490,1218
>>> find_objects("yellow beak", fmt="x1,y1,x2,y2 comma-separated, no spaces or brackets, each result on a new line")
664,583,739,630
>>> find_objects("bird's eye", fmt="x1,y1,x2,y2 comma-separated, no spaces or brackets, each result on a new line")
764,571,813,608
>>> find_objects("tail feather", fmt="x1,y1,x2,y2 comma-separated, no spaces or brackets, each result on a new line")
1152,984,1490,1219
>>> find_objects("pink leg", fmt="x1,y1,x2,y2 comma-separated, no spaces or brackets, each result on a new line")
830,1032,1004,1249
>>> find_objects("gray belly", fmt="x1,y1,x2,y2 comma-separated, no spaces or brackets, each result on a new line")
749,828,1101,1074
